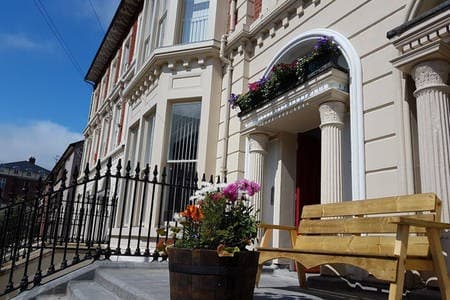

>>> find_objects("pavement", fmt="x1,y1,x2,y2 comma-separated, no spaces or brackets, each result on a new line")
15,257,439,299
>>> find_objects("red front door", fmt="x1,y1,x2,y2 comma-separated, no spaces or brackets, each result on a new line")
295,130,321,227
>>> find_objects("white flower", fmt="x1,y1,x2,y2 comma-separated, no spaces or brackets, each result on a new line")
173,213,186,223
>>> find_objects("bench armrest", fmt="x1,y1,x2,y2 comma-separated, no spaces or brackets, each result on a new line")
390,217,450,230
258,224,298,248
259,223,297,231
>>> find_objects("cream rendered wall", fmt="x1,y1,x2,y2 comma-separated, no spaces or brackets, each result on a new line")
222,0,414,207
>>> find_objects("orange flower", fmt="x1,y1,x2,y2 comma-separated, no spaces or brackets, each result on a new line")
181,205,204,222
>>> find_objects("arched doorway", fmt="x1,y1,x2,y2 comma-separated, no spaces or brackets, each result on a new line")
262,29,365,202
242,30,364,236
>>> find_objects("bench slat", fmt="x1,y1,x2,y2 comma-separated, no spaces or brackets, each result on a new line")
301,193,438,219
294,236,430,257
257,249,399,282
298,215,435,234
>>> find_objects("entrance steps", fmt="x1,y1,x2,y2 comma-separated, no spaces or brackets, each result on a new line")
17,259,169,300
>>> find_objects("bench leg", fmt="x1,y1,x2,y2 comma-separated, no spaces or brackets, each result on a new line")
426,228,450,300
389,224,409,300
255,264,263,287
296,261,307,288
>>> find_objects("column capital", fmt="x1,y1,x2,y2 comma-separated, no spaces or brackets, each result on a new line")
249,132,269,154
412,60,450,97
319,101,346,128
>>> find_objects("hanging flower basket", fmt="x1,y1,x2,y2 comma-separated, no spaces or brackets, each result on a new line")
230,36,341,116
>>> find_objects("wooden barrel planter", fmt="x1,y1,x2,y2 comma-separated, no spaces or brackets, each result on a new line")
167,248,260,300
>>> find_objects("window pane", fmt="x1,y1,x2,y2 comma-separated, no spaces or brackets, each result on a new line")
181,0,209,43
168,103,201,161
163,102,201,221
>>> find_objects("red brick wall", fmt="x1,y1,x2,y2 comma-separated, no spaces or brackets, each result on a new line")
254,0,262,20
128,21,138,65
115,47,122,82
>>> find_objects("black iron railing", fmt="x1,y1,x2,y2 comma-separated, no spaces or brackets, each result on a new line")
0,158,222,296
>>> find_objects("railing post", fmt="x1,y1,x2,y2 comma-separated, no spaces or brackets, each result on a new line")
33,177,54,286
0,206,12,271
85,160,101,260
5,200,26,293
97,158,112,258
105,159,121,258
116,161,131,254
154,166,167,261
73,164,90,264
135,164,150,255
125,163,140,255
20,178,43,291
144,165,158,257
61,168,78,269
47,169,67,274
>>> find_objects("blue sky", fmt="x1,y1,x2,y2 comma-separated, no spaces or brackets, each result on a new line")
0,0,120,169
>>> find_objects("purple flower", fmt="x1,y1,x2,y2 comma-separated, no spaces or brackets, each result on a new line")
229,93,239,108
247,181,260,196
223,182,239,202
257,76,268,86
237,179,249,189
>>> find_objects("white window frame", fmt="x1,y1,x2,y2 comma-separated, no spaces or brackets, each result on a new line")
180,0,209,44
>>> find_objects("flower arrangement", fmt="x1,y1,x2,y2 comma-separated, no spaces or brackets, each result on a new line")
229,36,340,113
166,179,260,257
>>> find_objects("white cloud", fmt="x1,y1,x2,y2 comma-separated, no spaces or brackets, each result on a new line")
0,33,51,51
0,121,83,170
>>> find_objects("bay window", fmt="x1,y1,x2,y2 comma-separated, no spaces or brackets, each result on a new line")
181,0,209,44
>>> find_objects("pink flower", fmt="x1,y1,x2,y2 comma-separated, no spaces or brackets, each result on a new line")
223,183,239,201
247,181,260,196
237,179,249,189
248,81,259,92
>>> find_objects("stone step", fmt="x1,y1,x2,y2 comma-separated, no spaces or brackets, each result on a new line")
36,294,67,300
66,281,120,300
94,268,168,300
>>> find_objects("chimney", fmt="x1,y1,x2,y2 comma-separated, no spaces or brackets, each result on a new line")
29,157,36,164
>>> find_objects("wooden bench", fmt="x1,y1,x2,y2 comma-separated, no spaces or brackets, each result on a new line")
256,193,450,300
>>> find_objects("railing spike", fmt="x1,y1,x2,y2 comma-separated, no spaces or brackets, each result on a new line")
152,165,158,182
107,157,112,170
95,160,101,178
72,167,79,184
135,162,140,177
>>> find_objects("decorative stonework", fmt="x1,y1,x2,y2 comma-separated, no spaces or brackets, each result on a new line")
411,59,450,223
241,68,349,131
389,8,450,74
318,101,345,127
248,132,269,220
319,101,345,204
412,60,450,96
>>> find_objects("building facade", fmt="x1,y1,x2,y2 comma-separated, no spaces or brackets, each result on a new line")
48,140,84,191
81,0,450,250
0,157,50,205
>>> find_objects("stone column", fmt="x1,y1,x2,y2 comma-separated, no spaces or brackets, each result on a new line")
248,132,269,220
319,101,346,204
412,60,450,223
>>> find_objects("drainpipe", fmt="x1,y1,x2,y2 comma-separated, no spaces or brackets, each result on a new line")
229,0,236,32
219,34,233,180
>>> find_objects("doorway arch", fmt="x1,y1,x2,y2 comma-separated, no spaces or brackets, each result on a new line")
263,28,365,200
